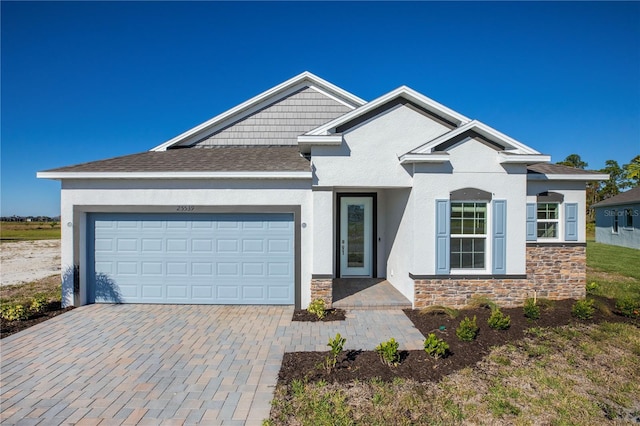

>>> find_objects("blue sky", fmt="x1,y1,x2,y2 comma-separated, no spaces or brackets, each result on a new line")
2,1,639,216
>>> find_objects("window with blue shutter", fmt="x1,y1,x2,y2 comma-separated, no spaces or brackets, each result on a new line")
565,203,578,241
492,200,507,274
526,203,537,241
435,200,450,274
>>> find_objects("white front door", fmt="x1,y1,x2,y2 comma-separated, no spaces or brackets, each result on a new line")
340,196,373,277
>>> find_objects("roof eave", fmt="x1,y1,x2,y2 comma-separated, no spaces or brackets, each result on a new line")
306,86,471,136
36,171,312,180
527,173,609,181
398,153,450,164
499,153,551,164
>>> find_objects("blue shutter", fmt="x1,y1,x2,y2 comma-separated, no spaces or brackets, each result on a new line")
492,200,507,274
526,203,537,241
565,203,578,241
435,200,450,274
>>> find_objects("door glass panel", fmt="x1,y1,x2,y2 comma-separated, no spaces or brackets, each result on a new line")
347,204,365,267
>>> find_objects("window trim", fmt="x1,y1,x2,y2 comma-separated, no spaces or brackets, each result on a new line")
536,202,560,240
612,209,619,234
449,201,490,272
624,208,634,230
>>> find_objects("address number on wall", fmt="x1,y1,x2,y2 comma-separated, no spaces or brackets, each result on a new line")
176,205,195,212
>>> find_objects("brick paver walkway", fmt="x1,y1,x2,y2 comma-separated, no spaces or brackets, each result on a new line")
0,304,425,425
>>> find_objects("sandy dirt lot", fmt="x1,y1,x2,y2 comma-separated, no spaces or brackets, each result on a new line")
0,240,61,286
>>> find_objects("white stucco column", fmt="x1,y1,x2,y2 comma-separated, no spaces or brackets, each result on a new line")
312,189,334,275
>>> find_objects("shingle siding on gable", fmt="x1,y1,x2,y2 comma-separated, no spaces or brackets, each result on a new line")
193,86,351,147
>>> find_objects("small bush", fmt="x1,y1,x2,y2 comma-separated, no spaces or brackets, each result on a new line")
523,298,541,320
423,333,449,359
586,282,599,293
615,297,640,318
456,316,479,341
375,338,400,367
488,308,511,330
325,333,346,372
0,304,29,321
572,299,595,320
308,298,326,320
29,294,49,314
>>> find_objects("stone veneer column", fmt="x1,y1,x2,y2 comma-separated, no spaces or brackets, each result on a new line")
413,244,586,308
310,277,333,308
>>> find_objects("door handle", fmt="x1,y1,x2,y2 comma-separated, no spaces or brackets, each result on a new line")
341,240,344,255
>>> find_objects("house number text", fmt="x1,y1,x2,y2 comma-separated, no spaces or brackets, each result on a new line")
176,205,195,212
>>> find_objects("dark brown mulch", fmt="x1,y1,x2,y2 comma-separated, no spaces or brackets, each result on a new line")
0,302,75,339
278,296,638,385
292,308,346,322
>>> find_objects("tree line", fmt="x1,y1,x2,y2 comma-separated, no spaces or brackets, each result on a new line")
557,154,639,221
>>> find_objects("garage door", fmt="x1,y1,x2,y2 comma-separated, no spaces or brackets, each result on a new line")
87,213,294,304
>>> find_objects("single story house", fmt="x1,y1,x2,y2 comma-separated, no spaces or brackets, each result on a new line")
38,72,608,309
593,186,640,249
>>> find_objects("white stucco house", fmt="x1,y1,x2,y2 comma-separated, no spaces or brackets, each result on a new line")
38,72,607,309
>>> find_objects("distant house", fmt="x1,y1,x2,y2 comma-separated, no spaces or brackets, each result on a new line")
38,72,608,309
593,187,640,249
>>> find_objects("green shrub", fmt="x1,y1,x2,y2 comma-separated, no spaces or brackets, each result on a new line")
586,281,599,293
375,338,400,367
423,333,449,359
0,304,29,321
488,308,511,330
572,299,595,320
29,294,49,314
615,297,640,318
308,298,326,320
523,298,541,320
325,333,346,372
456,316,479,341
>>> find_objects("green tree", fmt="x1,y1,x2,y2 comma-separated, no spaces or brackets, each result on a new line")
623,155,640,187
557,154,588,169
599,160,628,199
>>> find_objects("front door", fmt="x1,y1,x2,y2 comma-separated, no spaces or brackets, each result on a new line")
339,196,373,277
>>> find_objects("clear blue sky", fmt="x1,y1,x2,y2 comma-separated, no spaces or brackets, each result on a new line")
2,1,639,216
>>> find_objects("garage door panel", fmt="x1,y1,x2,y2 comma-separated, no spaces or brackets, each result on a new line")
89,213,294,304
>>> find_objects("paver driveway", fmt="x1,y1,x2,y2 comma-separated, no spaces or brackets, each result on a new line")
1,305,425,425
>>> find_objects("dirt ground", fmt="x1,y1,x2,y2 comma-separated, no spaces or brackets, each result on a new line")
0,239,61,286
278,297,638,385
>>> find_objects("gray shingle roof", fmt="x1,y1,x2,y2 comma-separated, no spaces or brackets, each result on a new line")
527,163,601,175
41,146,310,173
592,186,640,208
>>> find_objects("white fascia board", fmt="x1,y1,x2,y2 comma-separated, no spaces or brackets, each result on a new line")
151,71,365,152
498,153,551,164
297,135,343,154
36,171,312,180
411,120,539,155
306,86,471,136
398,153,450,164
527,173,609,181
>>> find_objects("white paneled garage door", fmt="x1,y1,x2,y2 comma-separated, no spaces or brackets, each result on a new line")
87,213,294,304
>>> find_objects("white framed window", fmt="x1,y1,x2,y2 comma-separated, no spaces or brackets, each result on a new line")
612,209,619,233
537,203,559,239
450,202,487,269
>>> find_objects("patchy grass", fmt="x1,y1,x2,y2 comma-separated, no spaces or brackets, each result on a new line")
268,322,640,425
0,275,61,306
586,241,640,303
0,221,61,241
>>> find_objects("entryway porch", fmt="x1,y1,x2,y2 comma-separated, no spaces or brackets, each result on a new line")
332,278,411,310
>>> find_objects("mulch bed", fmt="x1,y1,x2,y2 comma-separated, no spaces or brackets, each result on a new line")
0,302,75,339
292,308,346,322
278,296,638,385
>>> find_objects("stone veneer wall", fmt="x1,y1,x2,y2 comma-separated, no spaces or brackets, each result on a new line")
310,278,333,308
414,244,586,308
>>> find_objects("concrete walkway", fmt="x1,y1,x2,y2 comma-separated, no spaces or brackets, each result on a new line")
0,305,425,425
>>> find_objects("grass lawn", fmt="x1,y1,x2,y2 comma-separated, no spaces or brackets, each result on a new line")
0,221,61,241
268,237,640,425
